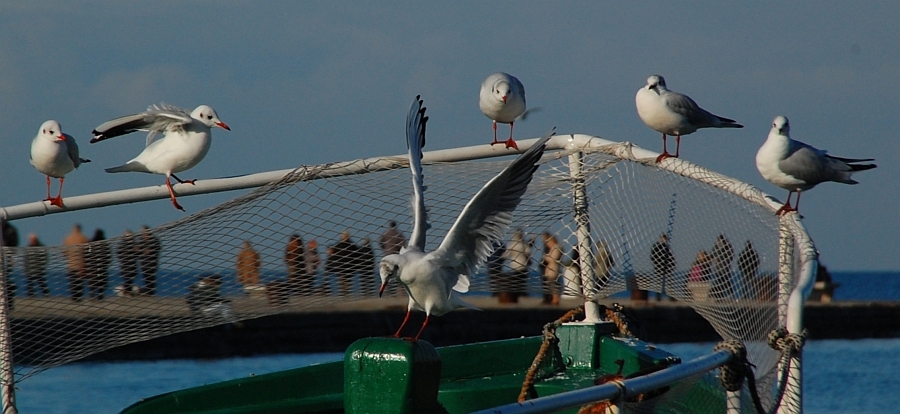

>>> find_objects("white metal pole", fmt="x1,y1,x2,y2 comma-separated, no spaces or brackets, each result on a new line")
568,151,600,322
726,390,741,414
0,224,17,414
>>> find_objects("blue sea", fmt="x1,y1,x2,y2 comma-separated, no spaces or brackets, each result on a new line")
9,270,900,413
12,339,900,414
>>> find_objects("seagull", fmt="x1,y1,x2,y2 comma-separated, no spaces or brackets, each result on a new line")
480,72,527,150
756,116,876,215
635,75,743,162
380,95,553,341
90,103,231,211
30,120,90,207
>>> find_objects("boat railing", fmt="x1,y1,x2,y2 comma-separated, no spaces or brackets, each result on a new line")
473,349,735,414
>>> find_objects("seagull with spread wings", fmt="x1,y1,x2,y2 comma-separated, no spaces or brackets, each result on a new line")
91,103,230,211
379,95,554,341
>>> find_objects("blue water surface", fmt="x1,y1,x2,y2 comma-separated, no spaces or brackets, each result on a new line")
12,339,900,414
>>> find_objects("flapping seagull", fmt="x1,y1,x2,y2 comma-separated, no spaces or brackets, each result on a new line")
379,95,554,341
91,103,230,211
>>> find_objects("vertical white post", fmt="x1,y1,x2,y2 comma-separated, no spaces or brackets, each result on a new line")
776,221,799,414
726,390,741,414
569,151,600,322
0,224,17,414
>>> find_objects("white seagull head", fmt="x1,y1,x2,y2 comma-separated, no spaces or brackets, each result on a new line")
378,255,401,297
645,75,666,93
38,120,65,142
771,115,790,136
191,105,231,131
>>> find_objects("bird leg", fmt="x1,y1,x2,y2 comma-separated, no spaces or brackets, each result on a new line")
165,176,186,212
504,122,519,150
655,134,673,163
413,314,430,342
47,177,64,207
44,176,53,201
392,310,412,338
490,121,503,146
674,135,681,158
171,174,197,185
775,191,798,216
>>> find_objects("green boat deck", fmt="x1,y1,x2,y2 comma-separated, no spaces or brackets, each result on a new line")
120,322,724,414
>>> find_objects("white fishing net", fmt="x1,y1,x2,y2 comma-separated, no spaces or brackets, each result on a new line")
0,137,811,413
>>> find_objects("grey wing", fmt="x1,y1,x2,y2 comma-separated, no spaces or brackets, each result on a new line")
509,75,526,103
663,92,723,127
779,141,835,185
432,128,555,290
91,104,192,145
62,134,90,168
406,96,430,252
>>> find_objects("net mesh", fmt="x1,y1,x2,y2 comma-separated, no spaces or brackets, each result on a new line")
0,140,808,413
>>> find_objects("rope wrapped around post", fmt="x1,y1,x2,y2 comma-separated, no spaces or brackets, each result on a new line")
517,306,584,403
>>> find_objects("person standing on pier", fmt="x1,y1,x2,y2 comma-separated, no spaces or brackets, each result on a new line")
650,234,675,301
710,234,734,300
116,230,138,297
284,234,306,294
86,229,112,300
137,225,161,296
236,240,261,291
23,233,49,297
63,224,90,301
738,240,760,300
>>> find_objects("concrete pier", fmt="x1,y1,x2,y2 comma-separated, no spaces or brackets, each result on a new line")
21,296,889,362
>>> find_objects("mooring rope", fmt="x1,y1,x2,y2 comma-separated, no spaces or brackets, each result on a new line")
714,327,808,414
517,306,584,403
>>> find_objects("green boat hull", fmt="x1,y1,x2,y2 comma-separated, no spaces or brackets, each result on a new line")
120,323,725,414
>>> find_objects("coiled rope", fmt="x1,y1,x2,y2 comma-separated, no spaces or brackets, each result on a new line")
715,327,808,414
517,306,584,403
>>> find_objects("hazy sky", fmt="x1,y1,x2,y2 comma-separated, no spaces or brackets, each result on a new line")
1,2,896,270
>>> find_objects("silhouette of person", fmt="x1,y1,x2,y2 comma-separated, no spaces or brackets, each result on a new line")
502,229,534,303
650,234,675,301
738,240,760,300
23,233,49,297
63,224,90,301
541,232,563,305
379,221,405,256
136,225,161,295
284,234,307,294
86,229,112,300
116,230,139,297
710,234,734,300
331,231,357,296
236,240,261,289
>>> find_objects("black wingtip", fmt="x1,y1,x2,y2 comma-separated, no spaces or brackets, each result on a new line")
80,158,91,163
89,130,104,144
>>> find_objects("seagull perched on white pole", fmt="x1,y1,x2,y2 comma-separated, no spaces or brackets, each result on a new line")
635,75,743,162
480,72,527,150
380,95,554,341
756,116,876,215
90,103,231,211
30,120,90,207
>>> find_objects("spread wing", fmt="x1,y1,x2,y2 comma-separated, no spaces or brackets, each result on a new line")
91,103,192,145
404,95,429,253
432,128,555,290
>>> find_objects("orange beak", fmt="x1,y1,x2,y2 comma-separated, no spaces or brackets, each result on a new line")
378,283,387,298
56,135,66,141
501,95,507,103
216,122,231,131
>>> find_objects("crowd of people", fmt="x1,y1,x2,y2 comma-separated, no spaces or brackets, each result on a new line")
0,220,161,303
0,216,765,312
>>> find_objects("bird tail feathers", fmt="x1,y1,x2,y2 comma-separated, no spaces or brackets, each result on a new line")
105,161,149,174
